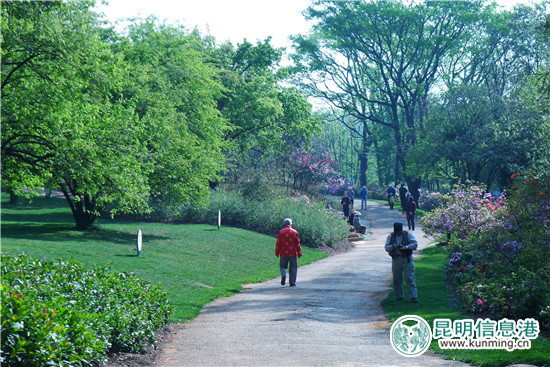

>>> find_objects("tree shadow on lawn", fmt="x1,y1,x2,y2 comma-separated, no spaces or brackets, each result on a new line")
1,212,75,224
1,223,170,245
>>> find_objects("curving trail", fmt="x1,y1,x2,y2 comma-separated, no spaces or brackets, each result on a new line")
155,201,469,367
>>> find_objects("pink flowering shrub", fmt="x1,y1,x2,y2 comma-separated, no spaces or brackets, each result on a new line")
288,147,339,191
422,178,550,328
325,176,356,196
418,189,452,211
420,182,507,242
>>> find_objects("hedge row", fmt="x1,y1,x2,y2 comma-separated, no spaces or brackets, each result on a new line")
1,253,172,366
153,188,349,248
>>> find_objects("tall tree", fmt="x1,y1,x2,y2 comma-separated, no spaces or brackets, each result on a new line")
2,4,229,229
291,0,482,201
117,19,229,207
410,3,550,189
202,38,320,179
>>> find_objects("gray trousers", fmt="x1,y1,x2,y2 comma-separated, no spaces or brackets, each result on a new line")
392,256,417,299
280,256,298,285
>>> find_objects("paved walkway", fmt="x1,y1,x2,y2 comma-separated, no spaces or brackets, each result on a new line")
156,201,469,367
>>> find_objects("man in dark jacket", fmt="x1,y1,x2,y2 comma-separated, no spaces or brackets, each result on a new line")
404,196,417,231
384,222,418,302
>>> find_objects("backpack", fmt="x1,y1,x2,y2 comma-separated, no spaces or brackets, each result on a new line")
388,231,413,259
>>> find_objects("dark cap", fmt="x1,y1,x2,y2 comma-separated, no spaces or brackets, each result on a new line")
393,222,403,234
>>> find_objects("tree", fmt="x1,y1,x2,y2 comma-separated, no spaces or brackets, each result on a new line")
408,84,541,189
291,1,482,202
2,4,229,229
1,1,151,229
117,19,229,207
1,1,96,193
202,38,320,180
409,3,549,190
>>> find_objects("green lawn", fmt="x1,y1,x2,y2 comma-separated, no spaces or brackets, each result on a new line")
1,194,327,322
381,245,550,367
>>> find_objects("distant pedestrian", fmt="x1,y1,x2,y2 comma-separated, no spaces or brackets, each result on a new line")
399,184,408,211
275,218,302,287
348,188,355,208
341,192,351,218
404,196,416,231
360,186,368,210
350,209,367,234
348,208,357,226
385,222,418,302
387,185,396,210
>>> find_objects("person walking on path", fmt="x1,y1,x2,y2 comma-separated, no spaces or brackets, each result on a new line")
341,191,351,218
387,185,396,210
155,200,469,367
399,184,408,211
275,218,302,287
360,186,368,210
385,222,418,302
404,196,417,231
347,188,355,208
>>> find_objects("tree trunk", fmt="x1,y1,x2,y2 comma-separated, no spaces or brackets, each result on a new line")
406,177,422,204
359,152,368,188
60,183,98,230
9,191,18,205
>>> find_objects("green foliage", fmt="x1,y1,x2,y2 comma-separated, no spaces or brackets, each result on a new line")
382,245,550,367
422,176,550,329
120,20,229,207
409,84,543,188
156,188,349,248
1,1,155,229
1,253,172,366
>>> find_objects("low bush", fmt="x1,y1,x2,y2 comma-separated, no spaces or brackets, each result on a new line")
417,189,452,211
1,253,172,366
170,188,349,248
420,177,550,330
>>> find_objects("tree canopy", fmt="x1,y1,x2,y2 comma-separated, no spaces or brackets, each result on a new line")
2,0,549,229
290,0,549,196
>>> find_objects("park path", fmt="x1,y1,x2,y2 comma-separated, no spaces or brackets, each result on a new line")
155,201,469,367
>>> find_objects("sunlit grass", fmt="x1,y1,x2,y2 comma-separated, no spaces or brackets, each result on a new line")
1,194,327,322
381,245,549,366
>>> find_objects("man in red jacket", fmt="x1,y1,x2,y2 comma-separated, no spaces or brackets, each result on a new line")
275,218,302,286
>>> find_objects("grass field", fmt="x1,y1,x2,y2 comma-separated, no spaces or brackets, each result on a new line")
381,245,550,367
1,194,327,322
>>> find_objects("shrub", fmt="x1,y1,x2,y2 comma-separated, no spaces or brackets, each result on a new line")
325,176,356,196
417,189,452,211
172,188,349,248
1,253,173,366
420,182,507,242
424,177,550,330
366,185,388,200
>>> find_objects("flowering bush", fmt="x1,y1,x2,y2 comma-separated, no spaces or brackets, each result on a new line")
420,182,507,242
418,189,452,211
422,177,550,329
288,147,339,191
325,176,355,196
